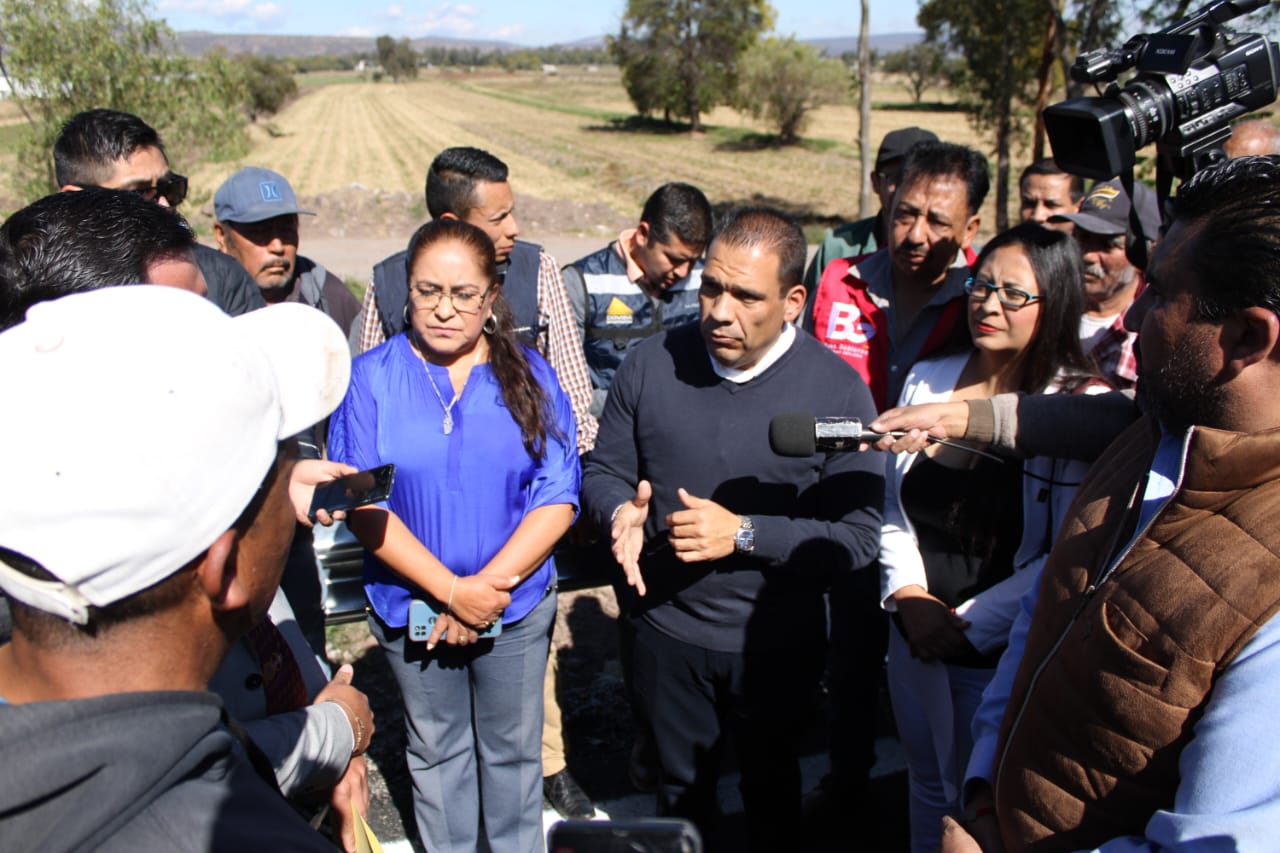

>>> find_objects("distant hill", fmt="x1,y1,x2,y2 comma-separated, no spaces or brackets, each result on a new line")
807,32,924,55
174,31,522,58
174,29,922,59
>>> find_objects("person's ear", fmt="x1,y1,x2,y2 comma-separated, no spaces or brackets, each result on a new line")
439,212,460,223
1223,306,1280,378
194,529,251,613
634,221,651,248
962,214,981,250
212,221,229,253
783,283,808,324
60,184,82,193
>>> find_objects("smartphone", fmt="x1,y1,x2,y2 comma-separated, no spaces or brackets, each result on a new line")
548,819,702,853
407,598,504,641
308,464,395,521
408,600,432,642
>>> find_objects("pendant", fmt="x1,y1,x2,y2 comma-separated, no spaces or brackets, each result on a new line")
442,412,454,435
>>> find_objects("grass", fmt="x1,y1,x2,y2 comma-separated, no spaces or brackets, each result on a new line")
295,70,370,89
454,82,629,123
0,122,32,156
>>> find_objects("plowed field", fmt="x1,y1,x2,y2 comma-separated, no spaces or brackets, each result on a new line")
185,67,991,232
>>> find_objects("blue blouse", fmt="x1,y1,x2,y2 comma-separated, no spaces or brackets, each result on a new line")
327,333,579,627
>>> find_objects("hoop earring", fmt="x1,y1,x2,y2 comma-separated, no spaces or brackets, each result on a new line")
402,303,412,328
482,314,497,335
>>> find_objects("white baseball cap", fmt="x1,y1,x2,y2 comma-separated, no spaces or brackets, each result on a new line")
0,286,352,624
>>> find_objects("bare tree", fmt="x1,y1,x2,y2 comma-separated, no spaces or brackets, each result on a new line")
858,0,874,217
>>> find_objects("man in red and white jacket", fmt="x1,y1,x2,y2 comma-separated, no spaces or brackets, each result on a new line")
805,141,987,412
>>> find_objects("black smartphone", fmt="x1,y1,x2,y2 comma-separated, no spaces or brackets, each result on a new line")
308,464,395,521
548,819,702,853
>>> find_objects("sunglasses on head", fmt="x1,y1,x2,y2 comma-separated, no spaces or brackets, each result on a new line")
78,172,189,207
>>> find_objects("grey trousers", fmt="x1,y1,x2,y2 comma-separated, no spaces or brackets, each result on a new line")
370,590,555,853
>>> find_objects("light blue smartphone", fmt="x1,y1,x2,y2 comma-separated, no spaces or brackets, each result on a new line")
407,598,503,640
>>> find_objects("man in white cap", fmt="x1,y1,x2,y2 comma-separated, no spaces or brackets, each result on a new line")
0,286,351,850
214,166,361,338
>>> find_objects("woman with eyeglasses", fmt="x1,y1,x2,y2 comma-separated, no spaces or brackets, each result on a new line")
878,223,1106,852
327,219,578,853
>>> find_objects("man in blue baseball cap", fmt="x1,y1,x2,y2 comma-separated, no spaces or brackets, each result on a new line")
214,166,360,338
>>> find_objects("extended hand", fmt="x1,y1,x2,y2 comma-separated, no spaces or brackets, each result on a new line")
611,480,652,596
870,402,970,455
290,459,359,526
893,587,974,662
666,488,739,562
328,755,370,853
314,664,375,756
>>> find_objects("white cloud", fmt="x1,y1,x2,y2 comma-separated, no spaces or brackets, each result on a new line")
386,5,403,18
158,0,284,26
491,24,526,39
417,3,481,35
250,2,284,22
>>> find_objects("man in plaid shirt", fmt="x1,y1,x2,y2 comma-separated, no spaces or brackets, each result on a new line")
1051,178,1162,390
353,146,596,454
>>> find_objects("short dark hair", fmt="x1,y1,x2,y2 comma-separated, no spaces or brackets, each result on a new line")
640,183,713,248
425,147,510,220
711,206,807,291
1171,154,1280,321
53,109,166,189
0,188,196,330
970,223,1097,394
1020,158,1084,202
900,141,990,216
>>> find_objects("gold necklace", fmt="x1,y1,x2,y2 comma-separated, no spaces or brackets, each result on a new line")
421,342,483,435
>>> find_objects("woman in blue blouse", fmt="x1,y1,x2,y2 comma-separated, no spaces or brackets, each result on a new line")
328,219,579,853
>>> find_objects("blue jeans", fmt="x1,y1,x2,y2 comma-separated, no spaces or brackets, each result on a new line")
370,589,555,853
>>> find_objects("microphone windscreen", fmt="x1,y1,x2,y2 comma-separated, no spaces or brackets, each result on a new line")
768,411,817,457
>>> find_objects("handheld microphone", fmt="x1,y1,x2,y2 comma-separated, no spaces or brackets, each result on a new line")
767,411,1004,462
768,411,903,457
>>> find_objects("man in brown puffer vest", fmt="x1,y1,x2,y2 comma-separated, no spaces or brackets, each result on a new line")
936,155,1280,851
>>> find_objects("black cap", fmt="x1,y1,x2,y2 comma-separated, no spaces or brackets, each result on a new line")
876,127,940,169
1051,178,1161,239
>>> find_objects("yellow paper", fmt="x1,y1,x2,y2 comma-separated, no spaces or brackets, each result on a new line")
352,804,384,853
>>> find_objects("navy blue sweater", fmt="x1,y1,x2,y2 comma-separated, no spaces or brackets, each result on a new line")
582,322,884,652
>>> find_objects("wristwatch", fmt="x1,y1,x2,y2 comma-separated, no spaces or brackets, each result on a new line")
733,515,755,553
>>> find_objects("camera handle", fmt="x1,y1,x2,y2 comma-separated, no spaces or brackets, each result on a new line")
1120,129,1231,272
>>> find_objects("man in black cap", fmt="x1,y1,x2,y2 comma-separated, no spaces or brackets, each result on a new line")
802,126,939,292
1050,178,1162,390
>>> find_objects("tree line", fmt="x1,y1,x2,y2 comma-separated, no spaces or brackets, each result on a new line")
608,0,1278,228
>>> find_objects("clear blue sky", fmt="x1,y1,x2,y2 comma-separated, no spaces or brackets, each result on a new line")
154,0,922,46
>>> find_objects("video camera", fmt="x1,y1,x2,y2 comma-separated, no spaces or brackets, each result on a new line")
1044,0,1280,181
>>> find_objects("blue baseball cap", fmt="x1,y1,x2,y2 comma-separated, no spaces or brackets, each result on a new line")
214,166,315,224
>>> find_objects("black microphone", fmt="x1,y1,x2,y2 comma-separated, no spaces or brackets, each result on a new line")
768,411,901,457
768,411,1004,462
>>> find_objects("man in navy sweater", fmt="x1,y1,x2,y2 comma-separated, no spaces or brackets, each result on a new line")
583,207,884,851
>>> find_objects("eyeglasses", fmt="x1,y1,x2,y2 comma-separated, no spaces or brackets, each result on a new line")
409,284,493,314
77,172,189,207
964,277,1042,309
